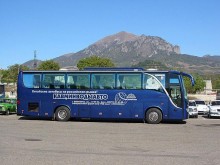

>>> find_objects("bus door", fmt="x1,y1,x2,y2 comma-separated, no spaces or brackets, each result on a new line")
168,73,184,119
168,72,195,120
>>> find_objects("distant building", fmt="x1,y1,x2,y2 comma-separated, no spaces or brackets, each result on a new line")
204,80,213,94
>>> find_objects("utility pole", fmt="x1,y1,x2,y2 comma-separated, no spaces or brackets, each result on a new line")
33,50,37,70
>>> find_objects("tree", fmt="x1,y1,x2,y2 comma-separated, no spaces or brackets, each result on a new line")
184,74,206,94
133,59,170,70
77,56,115,70
1,64,29,83
203,74,220,90
37,60,60,71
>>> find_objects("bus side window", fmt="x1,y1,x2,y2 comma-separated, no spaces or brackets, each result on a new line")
67,75,77,89
144,74,164,92
55,75,65,89
42,75,51,88
101,74,115,89
50,84,55,89
92,74,115,89
75,74,90,89
117,74,141,89
23,74,41,88
43,82,49,88
117,75,125,89
43,74,65,89
91,75,100,89
33,75,41,88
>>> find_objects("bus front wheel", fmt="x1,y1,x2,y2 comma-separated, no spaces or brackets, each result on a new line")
55,106,70,121
145,108,162,124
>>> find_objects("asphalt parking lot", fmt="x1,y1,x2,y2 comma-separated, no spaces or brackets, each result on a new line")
0,114,220,165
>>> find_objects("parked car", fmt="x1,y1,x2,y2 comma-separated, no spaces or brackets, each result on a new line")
208,100,220,118
188,100,198,118
0,98,17,115
195,100,209,115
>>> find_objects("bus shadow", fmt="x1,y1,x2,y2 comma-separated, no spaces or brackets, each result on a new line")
17,116,187,124
71,118,144,124
162,120,187,124
18,116,52,121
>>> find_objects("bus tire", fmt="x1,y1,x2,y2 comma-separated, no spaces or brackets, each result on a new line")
55,106,70,121
145,108,162,124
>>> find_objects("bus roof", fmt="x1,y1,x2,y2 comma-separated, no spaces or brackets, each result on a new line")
19,69,187,75
84,67,145,71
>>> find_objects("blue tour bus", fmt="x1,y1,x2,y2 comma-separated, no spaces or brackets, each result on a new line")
17,68,194,124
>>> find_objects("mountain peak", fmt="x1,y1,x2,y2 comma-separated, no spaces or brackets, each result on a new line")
95,31,138,45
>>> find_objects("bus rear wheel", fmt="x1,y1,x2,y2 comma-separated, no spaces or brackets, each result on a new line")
55,106,70,121
145,108,162,124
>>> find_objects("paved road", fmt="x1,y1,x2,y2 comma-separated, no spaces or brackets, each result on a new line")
0,115,220,165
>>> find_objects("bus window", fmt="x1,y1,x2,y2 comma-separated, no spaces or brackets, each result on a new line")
150,74,166,87
67,74,77,89
170,86,182,107
42,74,65,89
23,74,41,88
170,78,180,84
67,74,90,89
144,74,164,92
91,74,115,89
169,74,182,107
117,74,141,89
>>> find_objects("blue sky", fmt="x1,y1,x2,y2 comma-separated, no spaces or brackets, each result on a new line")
0,0,220,69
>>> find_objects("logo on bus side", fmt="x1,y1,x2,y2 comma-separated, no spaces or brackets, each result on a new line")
115,92,137,105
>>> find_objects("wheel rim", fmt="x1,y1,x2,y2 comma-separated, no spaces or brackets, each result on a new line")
58,109,67,120
149,112,159,122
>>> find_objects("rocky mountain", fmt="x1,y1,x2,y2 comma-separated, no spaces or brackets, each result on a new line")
23,31,220,74
53,31,180,67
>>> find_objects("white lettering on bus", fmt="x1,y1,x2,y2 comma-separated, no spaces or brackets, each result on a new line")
53,94,108,100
